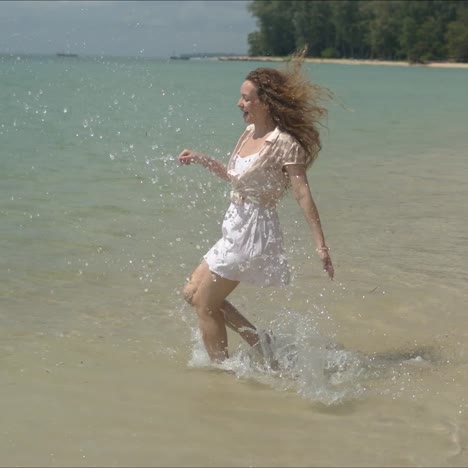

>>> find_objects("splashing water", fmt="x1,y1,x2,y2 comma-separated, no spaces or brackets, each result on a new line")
186,303,443,406
188,308,368,405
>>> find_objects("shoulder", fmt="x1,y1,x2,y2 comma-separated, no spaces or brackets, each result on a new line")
269,127,294,144
262,128,305,166
273,129,306,166
275,129,302,151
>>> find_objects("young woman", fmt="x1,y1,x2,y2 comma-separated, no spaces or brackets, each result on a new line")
178,55,334,363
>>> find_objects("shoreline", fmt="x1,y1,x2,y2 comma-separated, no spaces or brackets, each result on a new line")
218,56,468,69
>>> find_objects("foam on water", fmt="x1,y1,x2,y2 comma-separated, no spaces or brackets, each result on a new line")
186,300,450,407
188,308,367,405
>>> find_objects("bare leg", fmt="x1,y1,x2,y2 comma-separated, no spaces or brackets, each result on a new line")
183,262,239,362
183,263,261,347
221,300,261,348
222,299,277,369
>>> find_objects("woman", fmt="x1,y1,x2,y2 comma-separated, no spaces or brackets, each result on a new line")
178,55,334,363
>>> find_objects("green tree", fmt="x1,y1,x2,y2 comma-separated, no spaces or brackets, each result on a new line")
331,0,360,57
399,0,458,62
247,0,296,56
367,1,403,60
247,31,267,56
447,7,468,61
292,1,334,57
246,0,468,62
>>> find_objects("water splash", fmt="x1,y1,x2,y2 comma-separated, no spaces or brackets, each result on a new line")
188,309,367,405
186,303,446,406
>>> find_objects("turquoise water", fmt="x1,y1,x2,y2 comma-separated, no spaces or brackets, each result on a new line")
1,55,468,466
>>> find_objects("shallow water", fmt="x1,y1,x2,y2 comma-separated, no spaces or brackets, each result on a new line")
1,55,468,466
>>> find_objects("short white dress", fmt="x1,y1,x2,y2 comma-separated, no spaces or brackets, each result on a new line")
204,151,290,287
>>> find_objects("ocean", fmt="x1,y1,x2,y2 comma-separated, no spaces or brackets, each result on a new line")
1,54,468,466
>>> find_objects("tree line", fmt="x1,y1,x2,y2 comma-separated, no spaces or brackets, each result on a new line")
247,0,468,62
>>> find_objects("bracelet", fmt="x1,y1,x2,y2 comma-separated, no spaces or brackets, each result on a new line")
315,246,330,253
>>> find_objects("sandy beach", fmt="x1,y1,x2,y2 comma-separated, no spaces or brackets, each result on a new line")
218,55,468,69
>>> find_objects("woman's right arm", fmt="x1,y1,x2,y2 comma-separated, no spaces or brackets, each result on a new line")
178,149,230,182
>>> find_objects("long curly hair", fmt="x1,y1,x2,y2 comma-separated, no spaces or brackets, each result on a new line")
245,48,329,169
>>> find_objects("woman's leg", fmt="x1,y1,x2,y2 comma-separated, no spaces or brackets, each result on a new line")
183,261,261,358
220,301,261,348
183,262,239,362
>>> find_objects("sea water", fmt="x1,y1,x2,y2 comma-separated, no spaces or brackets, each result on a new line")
1,54,468,466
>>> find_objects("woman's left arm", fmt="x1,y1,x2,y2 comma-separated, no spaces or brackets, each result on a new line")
286,164,334,279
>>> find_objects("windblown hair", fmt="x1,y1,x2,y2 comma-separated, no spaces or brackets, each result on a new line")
245,48,329,169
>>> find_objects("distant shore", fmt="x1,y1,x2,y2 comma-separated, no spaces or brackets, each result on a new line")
218,56,468,69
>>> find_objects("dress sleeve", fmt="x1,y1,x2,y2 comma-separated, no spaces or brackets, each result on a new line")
281,139,306,167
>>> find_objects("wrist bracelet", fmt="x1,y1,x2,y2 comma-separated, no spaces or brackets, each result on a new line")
316,246,329,253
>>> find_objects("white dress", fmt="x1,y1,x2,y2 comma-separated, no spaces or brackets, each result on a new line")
204,152,290,287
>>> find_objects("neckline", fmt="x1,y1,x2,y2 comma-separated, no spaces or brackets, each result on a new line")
236,125,279,159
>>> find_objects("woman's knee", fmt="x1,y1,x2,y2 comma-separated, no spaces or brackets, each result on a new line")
182,282,221,317
182,279,212,310
183,284,215,313
182,282,197,306
182,262,208,306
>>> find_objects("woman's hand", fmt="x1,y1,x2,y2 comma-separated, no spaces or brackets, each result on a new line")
178,149,230,181
178,149,204,165
317,249,334,280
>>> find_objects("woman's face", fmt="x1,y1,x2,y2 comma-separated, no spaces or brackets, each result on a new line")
237,80,269,125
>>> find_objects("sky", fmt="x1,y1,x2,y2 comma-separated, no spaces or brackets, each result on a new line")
0,0,257,58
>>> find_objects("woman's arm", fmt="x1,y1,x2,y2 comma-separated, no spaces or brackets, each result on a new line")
178,149,230,182
285,164,334,279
